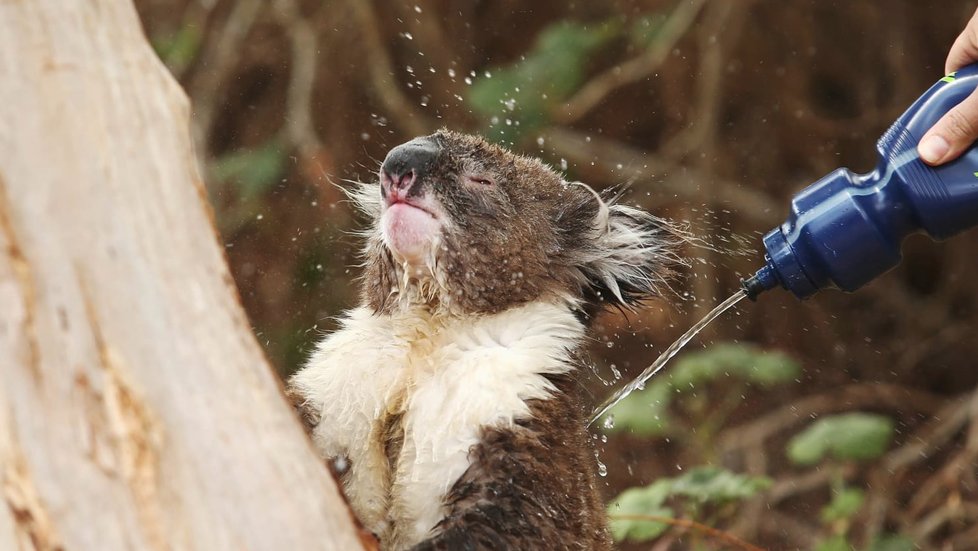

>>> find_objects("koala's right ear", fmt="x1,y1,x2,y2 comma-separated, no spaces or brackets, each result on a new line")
560,183,688,315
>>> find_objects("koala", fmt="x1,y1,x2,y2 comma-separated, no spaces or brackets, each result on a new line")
287,130,685,550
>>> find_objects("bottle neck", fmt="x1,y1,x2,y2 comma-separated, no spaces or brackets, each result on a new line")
759,164,915,299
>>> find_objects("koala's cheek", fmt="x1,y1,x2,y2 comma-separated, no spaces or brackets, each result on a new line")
381,204,441,264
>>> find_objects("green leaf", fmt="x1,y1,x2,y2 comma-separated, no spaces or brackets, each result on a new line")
152,25,202,71
866,534,915,551
468,19,619,141
787,413,895,466
606,467,770,542
607,482,674,542
821,487,865,523
741,348,803,386
666,466,772,504
629,13,670,48
211,141,286,200
815,535,854,551
601,343,798,436
667,343,800,390
602,380,673,436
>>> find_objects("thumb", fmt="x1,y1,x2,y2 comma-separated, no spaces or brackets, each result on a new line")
918,87,978,165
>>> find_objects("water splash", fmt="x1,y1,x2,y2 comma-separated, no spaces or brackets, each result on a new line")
588,289,748,426
595,454,608,477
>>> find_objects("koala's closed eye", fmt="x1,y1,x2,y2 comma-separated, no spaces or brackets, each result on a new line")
465,175,494,186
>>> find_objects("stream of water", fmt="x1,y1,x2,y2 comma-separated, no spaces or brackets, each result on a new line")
588,289,749,426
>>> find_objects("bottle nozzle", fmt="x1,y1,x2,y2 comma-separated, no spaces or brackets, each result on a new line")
741,264,779,301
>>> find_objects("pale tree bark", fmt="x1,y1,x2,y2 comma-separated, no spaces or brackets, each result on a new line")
0,1,363,549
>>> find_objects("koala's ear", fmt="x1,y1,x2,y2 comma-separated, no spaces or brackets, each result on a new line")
564,183,688,314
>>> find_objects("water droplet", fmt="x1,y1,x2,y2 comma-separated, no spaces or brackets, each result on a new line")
602,414,615,430
597,460,608,477
414,5,422,13
447,68,456,78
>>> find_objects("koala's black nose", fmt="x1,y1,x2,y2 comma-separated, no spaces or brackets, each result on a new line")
381,136,440,195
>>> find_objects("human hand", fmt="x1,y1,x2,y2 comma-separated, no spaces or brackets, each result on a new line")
919,7,978,165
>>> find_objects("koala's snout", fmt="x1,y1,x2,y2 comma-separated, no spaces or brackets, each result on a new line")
381,136,440,199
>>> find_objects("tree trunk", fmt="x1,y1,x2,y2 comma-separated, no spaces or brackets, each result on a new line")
0,2,362,549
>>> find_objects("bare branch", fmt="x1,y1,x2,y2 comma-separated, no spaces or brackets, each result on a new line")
552,0,708,125
346,0,434,136
185,0,264,152
609,514,765,551
719,382,948,454
272,0,325,156
539,127,781,225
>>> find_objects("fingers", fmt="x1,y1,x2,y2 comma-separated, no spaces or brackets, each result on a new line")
918,87,978,165
946,30,978,74
919,7,978,165
946,8,978,73
944,10,978,73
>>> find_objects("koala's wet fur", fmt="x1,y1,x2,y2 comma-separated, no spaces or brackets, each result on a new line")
288,130,686,550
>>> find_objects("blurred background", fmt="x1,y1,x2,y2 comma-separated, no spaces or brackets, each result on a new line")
135,1,978,549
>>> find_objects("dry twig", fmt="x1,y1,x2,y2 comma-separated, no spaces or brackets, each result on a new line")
539,127,781,225
186,0,264,153
553,0,709,124
271,0,325,156
719,382,947,454
610,514,766,551
346,0,434,136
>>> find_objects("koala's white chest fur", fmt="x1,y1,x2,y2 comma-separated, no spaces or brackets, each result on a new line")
289,301,584,549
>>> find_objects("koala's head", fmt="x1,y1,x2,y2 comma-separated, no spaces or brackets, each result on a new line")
355,130,687,318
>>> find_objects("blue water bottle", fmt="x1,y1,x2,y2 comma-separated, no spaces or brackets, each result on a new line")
743,64,978,300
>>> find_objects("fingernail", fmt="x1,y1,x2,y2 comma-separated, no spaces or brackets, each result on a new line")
919,135,950,164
